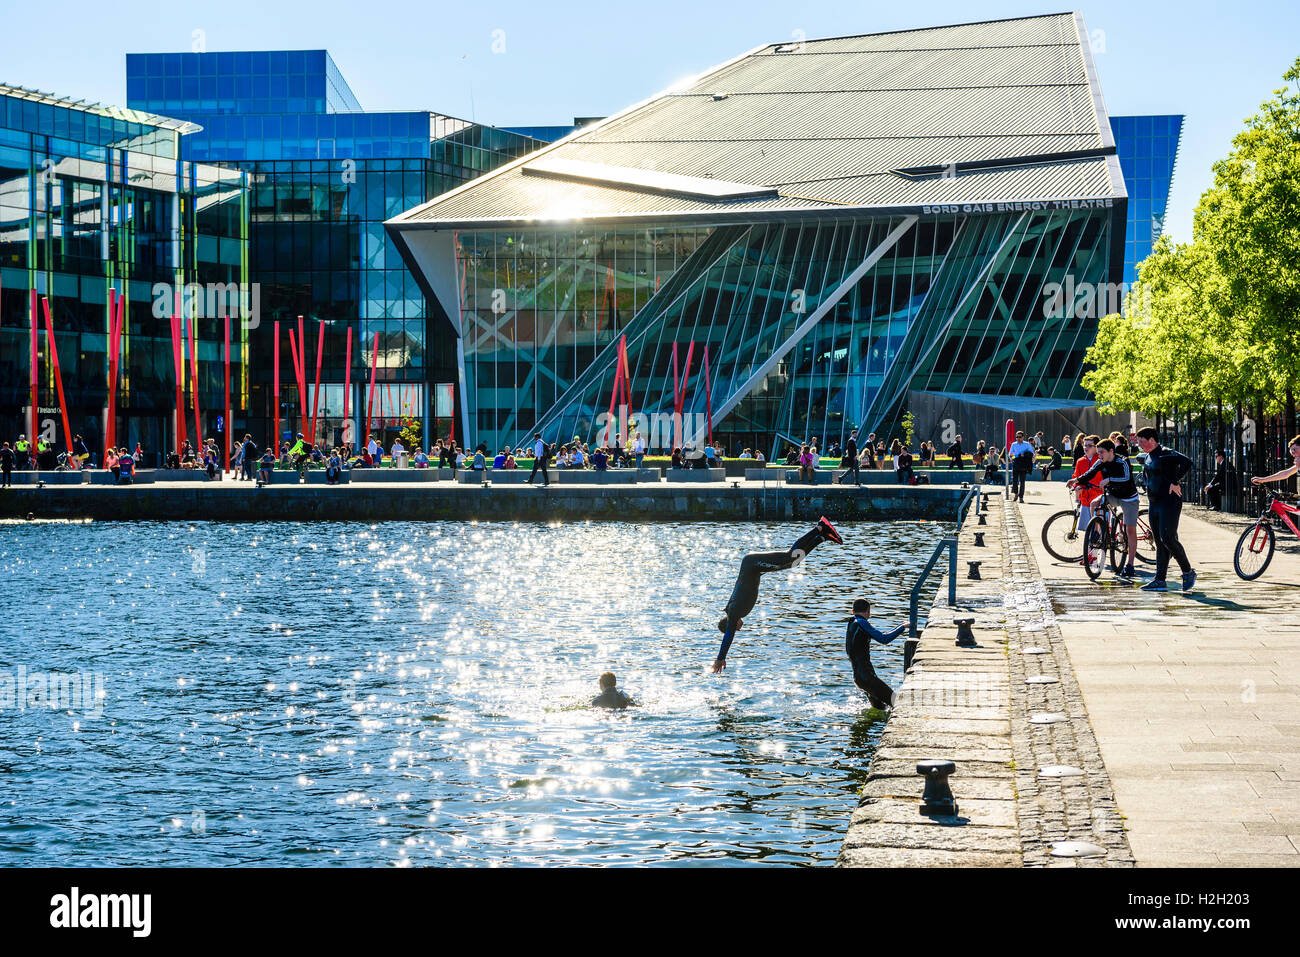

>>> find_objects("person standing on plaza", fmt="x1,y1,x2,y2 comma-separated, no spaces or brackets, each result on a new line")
836,429,860,486
15,435,29,471
1135,426,1196,592
633,429,647,471
1008,430,1036,502
947,434,964,469
528,432,550,487
1202,449,1234,510
0,442,13,488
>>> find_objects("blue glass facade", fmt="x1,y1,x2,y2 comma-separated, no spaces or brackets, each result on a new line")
127,50,545,448
0,84,250,457
1110,114,1183,287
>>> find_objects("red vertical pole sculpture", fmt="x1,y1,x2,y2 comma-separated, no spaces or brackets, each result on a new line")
29,288,38,445
171,294,187,457
619,334,633,439
309,319,324,448
40,297,75,467
108,290,124,456
288,328,302,438
605,341,624,447
272,320,281,455
106,289,118,458
365,331,379,450
223,314,231,472
188,311,202,450
342,326,353,450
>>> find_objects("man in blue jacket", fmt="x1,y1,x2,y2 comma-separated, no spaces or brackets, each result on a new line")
1135,426,1196,592
845,598,904,710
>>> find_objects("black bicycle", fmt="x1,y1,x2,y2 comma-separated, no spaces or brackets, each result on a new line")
1042,482,1156,565
1082,488,1132,580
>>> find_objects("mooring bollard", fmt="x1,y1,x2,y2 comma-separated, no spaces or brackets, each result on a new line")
967,560,982,580
973,531,985,547
977,512,987,525
954,616,977,647
917,760,958,816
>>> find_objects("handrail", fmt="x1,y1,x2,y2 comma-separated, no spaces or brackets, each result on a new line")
907,484,983,641
909,536,957,640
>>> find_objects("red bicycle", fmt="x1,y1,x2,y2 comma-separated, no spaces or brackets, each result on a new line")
1234,491,1300,580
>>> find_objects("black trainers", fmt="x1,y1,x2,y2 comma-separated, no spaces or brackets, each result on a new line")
817,516,843,544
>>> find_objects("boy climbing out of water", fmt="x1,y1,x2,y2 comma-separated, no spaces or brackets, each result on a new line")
711,517,843,673
845,598,903,710
592,672,633,709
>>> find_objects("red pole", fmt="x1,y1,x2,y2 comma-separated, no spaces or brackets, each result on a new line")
109,291,123,455
619,334,633,431
106,289,117,458
677,342,695,416
223,314,231,472
188,312,202,451
288,327,301,437
29,288,37,445
296,315,306,407
40,297,75,467
272,320,280,455
342,326,353,448
171,304,186,457
606,344,624,446
309,319,324,447
365,331,379,449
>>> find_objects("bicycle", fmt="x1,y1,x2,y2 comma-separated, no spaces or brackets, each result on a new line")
1082,488,1131,580
1233,490,1300,580
1042,482,1157,565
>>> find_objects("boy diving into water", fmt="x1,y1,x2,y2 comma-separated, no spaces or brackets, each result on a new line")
711,517,843,673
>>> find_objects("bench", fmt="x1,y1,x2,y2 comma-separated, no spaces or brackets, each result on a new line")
665,467,726,483
349,468,440,483
784,468,835,485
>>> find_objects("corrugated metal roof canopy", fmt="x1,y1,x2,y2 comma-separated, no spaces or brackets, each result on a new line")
389,12,1123,230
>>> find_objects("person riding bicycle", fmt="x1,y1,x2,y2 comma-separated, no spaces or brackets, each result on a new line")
1069,438,1140,579
1251,435,1300,489
1066,435,1103,562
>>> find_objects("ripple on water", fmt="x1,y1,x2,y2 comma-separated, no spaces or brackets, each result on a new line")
0,518,946,866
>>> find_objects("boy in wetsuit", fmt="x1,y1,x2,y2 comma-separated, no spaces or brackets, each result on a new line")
591,671,633,709
845,598,904,710
711,516,843,673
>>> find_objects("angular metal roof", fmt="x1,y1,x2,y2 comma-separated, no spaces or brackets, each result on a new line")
388,11,1123,231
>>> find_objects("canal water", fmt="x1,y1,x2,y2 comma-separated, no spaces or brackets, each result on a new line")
0,518,946,866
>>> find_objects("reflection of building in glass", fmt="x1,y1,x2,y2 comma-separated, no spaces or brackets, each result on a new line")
127,50,546,448
0,83,249,457
1110,115,1183,287
391,13,1132,454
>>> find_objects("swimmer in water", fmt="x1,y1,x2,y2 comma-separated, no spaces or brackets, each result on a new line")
591,671,633,709
845,598,903,710
711,516,843,673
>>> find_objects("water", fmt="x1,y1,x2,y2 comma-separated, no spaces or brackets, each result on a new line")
0,518,945,867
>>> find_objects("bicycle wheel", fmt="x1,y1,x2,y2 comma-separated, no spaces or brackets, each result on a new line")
1109,515,1131,575
1234,522,1275,580
1133,509,1156,564
1083,516,1108,580
1042,509,1084,563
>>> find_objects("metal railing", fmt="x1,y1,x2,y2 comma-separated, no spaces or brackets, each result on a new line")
907,485,983,641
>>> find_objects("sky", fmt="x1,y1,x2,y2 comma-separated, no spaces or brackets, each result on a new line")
1,0,1296,242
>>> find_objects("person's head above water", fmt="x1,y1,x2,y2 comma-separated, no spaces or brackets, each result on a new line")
853,598,871,617
598,671,617,691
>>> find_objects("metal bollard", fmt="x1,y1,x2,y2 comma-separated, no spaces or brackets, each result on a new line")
954,616,977,647
977,512,987,525
917,760,959,816
973,531,985,547
967,561,982,580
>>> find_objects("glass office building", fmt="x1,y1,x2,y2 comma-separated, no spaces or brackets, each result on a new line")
127,50,546,449
391,13,1131,454
1110,115,1184,287
0,82,249,458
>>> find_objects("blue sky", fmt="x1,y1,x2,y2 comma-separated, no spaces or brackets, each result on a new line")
1,0,1295,241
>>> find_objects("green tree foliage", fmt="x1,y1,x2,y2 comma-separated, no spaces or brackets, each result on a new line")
1084,57,1300,415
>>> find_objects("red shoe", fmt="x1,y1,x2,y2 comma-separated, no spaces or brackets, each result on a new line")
817,516,843,544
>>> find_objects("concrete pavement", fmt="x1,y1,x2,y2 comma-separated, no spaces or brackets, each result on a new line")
1018,480,1300,867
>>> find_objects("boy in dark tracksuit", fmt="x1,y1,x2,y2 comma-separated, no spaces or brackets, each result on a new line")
845,598,904,710
1135,426,1196,592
